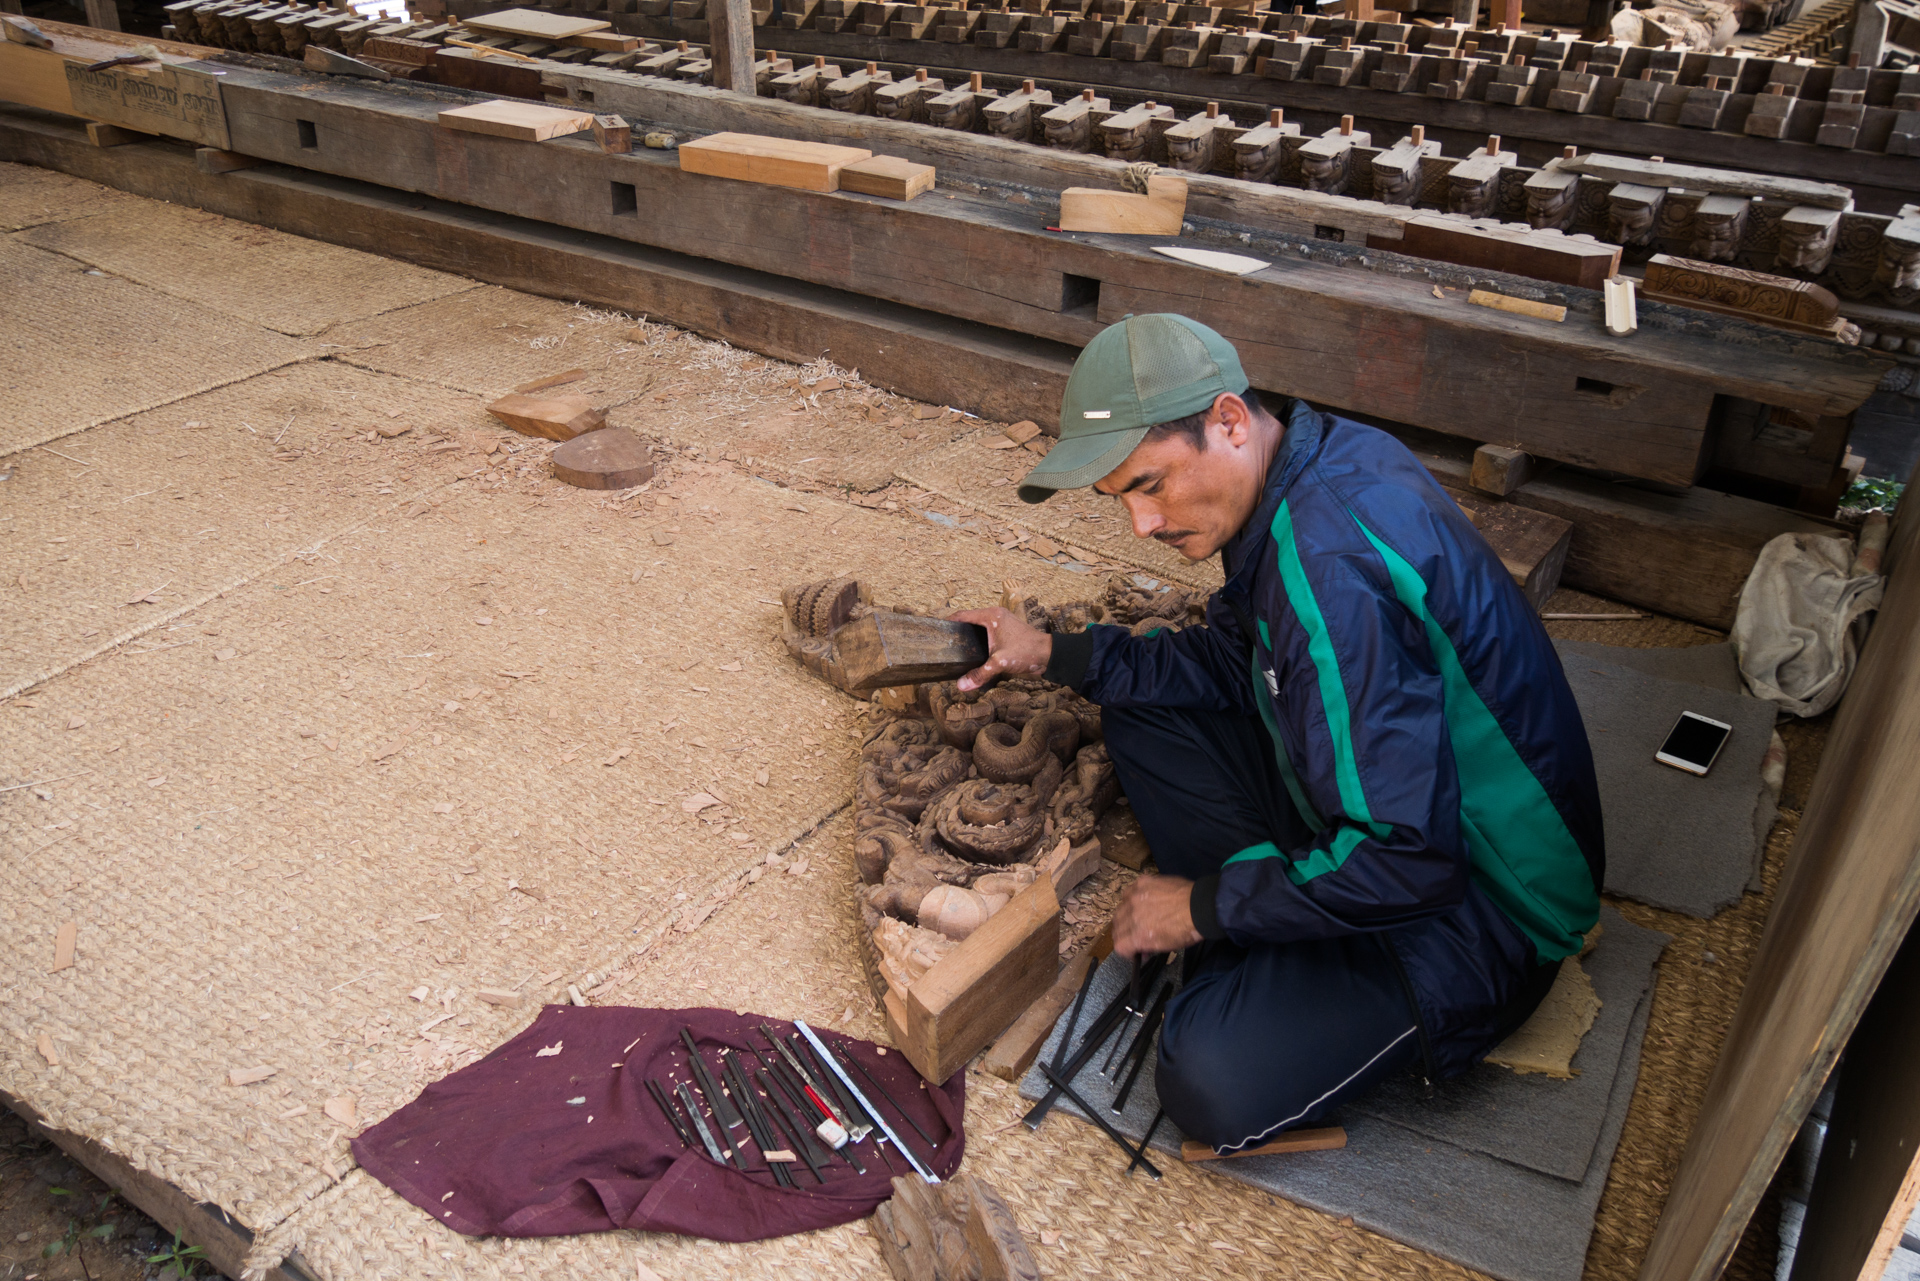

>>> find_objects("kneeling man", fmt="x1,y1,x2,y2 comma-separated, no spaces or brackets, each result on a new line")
957,314,1604,1154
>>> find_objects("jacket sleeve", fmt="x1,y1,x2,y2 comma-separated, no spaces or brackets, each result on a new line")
1043,593,1256,713
1192,562,1469,945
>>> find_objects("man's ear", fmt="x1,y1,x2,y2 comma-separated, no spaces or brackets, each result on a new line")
1215,393,1253,448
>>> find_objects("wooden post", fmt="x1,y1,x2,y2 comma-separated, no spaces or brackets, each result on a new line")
82,0,120,29
0,0,25,16
707,0,754,94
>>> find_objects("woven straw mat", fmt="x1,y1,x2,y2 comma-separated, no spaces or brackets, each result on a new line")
18,200,478,338
0,237,320,457
326,287,979,494
0,159,146,233
0,174,1793,1281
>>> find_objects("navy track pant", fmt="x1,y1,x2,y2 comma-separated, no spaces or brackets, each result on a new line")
1103,703,1554,1154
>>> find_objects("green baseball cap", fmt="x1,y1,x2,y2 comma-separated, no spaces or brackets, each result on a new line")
1018,313,1249,504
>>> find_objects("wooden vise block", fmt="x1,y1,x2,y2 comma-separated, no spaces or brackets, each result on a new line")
839,154,937,200
882,879,1060,1085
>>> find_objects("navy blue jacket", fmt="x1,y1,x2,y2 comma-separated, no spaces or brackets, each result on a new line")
1046,402,1605,1077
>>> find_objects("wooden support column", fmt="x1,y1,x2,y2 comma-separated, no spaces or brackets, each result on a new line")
0,0,25,16
81,0,120,28
707,0,754,94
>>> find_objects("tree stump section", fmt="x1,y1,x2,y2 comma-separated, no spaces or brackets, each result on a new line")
549,426,655,489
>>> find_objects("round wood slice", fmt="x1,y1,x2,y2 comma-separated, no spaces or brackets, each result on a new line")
550,427,654,490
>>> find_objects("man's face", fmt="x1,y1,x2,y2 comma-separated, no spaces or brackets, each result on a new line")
1092,394,1264,562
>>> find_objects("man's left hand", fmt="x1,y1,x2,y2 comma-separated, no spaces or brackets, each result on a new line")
1113,874,1203,956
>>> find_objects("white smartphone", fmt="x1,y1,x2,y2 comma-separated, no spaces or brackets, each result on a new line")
1655,711,1733,776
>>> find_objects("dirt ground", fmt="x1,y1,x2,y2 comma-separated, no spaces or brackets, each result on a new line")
0,158,1794,1281
0,1109,186,1281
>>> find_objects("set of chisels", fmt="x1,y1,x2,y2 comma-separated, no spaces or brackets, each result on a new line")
1023,952,1175,1178
647,1020,945,1187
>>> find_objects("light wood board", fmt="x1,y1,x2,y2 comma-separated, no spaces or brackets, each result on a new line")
460,7,611,39
678,131,874,192
438,100,595,142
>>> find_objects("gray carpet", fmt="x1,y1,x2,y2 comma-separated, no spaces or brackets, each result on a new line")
1020,917,1668,1281
1556,643,1777,917
1351,906,1665,1181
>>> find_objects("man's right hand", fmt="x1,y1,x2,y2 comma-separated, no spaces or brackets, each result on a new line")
949,608,1052,692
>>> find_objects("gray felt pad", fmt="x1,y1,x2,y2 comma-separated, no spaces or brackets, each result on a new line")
1351,906,1666,1181
1555,647,1776,917
1020,933,1666,1281
1555,639,1745,696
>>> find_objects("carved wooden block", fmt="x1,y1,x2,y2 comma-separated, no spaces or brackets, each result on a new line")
1160,23,1220,67
1744,87,1796,140
1689,193,1750,262
1485,60,1538,106
1778,205,1842,275
1524,168,1579,230
1261,31,1319,81
872,1175,1041,1281
1096,100,1174,161
1371,130,1438,206
825,64,893,114
1040,90,1108,151
874,70,944,121
1445,141,1514,218
1207,27,1268,73
1547,66,1598,113
983,81,1053,142
1642,254,1854,341
1613,74,1663,122
1162,106,1222,172
1607,181,1665,248
1228,109,1296,184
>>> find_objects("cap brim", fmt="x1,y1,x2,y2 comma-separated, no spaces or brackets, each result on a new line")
1016,425,1150,504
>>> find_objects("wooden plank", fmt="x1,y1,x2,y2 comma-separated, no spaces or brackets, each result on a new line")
1557,151,1855,210
705,0,753,92
1381,216,1620,290
1639,449,1920,1281
893,878,1059,1083
833,611,987,690
839,153,935,200
1448,487,1572,609
194,146,255,173
462,7,612,38
1468,288,1568,322
1787,922,1920,1281
437,100,595,141
1181,1127,1348,1160
1,1088,317,1281
980,946,1098,1082
677,130,873,190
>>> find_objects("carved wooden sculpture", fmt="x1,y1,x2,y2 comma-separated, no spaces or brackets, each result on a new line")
1778,205,1842,275
1689,193,1751,262
1230,108,1296,184
873,1174,1041,1281
1040,88,1108,151
1642,254,1859,341
874,67,944,121
1445,134,1514,218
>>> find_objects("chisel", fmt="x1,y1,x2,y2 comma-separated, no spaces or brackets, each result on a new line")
647,1078,694,1150
679,1030,748,1170
797,1020,938,1184
794,1032,874,1142
721,1052,792,1187
754,1068,828,1184
763,1026,855,1146
675,1081,727,1164
1036,1060,1161,1180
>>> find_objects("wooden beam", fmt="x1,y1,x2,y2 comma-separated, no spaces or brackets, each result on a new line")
706,0,753,93
1639,449,1920,1280
0,107,1839,630
1787,922,1920,1281
980,946,1099,1082
1,1088,317,1281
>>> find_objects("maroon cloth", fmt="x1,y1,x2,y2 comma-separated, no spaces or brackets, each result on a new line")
351,1005,965,1240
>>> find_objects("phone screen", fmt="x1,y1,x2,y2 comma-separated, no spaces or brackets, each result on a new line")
1659,715,1730,771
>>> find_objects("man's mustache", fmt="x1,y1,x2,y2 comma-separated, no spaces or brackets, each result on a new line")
1153,530,1198,543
